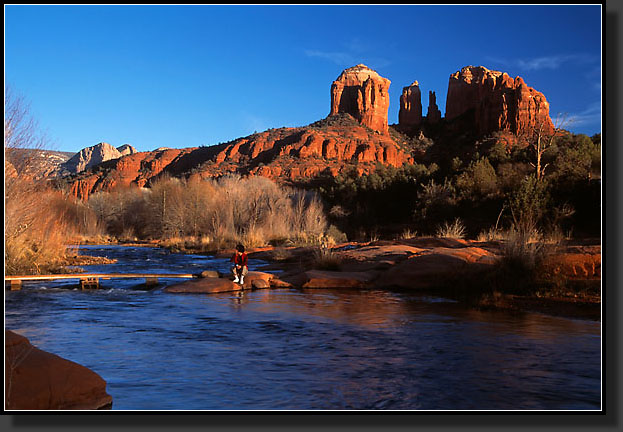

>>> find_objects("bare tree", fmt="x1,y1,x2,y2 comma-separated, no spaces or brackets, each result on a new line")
5,88,72,274
526,114,570,180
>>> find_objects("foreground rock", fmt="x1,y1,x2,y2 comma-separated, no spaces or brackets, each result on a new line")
164,277,241,294
291,270,379,289
375,246,498,290
541,246,601,280
5,330,112,410
164,271,280,293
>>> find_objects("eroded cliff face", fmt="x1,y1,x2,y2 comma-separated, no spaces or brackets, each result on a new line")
445,65,554,136
330,64,391,134
399,81,423,128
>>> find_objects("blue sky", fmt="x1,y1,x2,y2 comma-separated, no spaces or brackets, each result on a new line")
5,4,602,153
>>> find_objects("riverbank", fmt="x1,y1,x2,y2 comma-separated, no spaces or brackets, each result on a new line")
241,238,601,321
50,237,601,321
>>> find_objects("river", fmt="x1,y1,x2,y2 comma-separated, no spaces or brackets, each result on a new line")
4,245,601,411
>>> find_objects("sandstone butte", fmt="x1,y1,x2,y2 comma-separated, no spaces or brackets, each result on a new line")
330,64,391,134
398,81,423,127
445,65,555,136
65,64,555,200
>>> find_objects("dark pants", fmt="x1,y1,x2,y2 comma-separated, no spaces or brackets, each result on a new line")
232,265,248,278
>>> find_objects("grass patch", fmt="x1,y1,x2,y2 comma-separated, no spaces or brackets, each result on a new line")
311,246,342,271
435,218,466,239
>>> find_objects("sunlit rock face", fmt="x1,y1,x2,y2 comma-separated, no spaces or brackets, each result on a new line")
330,64,391,134
399,81,422,128
445,65,554,136
62,142,122,174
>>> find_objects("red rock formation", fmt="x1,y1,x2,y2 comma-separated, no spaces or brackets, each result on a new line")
5,330,112,410
399,81,422,127
68,147,193,199
67,114,417,199
330,64,391,133
445,65,554,136
541,246,601,280
426,91,442,124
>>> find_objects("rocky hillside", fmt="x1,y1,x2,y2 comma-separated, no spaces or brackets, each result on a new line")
5,148,75,180
67,113,424,199
61,63,555,200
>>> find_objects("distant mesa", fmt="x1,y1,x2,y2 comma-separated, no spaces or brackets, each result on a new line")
155,147,171,151
61,142,137,174
330,64,391,134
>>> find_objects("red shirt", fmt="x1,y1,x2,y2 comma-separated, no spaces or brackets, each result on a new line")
231,252,248,267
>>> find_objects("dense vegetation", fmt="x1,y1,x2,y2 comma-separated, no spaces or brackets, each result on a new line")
312,128,601,242
82,175,328,249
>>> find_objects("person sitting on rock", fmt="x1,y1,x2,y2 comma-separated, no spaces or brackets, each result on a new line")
230,244,248,285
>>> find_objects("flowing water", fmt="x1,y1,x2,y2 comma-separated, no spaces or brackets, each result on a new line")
4,245,601,411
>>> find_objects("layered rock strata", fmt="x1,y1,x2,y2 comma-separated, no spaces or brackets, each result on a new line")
445,65,554,136
330,64,391,133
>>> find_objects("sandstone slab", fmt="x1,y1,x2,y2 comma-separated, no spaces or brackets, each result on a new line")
240,271,275,290
300,270,378,289
5,330,113,410
164,278,241,294
541,251,601,279
199,270,220,279
375,247,498,290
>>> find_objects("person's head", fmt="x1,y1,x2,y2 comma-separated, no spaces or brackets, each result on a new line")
236,244,245,254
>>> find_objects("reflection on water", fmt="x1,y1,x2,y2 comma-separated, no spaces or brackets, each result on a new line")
5,246,601,410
